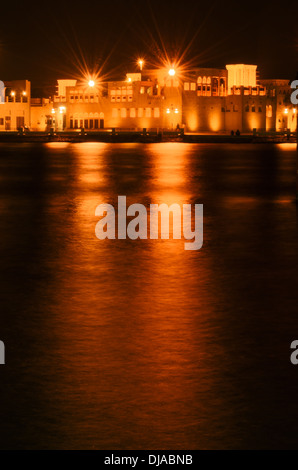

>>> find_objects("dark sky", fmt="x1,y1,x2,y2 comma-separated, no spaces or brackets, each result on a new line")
0,0,297,96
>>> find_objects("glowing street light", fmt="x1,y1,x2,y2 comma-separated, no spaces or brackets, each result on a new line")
11,91,15,97
138,59,144,71
88,80,95,88
169,68,176,77
22,91,27,96
284,108,289,114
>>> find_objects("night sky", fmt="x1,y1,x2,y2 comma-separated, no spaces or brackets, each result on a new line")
0,0,297,96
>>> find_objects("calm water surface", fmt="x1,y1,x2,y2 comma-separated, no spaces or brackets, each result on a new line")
0,142,298,449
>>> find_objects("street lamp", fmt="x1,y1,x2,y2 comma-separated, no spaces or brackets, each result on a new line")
138,59,144,71
169,68,176,77
88,80,95,88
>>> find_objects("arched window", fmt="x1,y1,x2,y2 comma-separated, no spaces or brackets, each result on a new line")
266,105,272,118
197,76,202,96
206,77,211,96
220,78,225,96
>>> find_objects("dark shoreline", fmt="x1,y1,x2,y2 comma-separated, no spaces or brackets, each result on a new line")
0,131,296,144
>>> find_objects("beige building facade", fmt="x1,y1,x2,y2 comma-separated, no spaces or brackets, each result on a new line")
0,80,31,131
0,65,296,135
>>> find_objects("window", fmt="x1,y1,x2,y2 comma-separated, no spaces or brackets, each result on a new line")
130,108,136,118
191,83,196,91
94,119,99,129
245,105,249,112
138,108,143,118
112,108,118,118
258,107,262,113
121,108,127,118
251,106,256,112
145,108,152,118
233,105,239,112
266,105,273,118
0,118,4,126
89,119,94,129
122,96,127,102
220,79,225,96
154,108,160,118
70,119,73,129
184,83,190,91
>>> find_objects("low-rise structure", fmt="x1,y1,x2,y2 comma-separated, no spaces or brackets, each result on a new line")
1,65,296,135
0,80,31,131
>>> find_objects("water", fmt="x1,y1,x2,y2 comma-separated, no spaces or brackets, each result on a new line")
0,142,298,450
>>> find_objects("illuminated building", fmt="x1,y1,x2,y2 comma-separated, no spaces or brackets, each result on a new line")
1,65,296,135
46,64,295,134
30,98,54,132
0,80,31,130
260,79,297,133
107,69,182,131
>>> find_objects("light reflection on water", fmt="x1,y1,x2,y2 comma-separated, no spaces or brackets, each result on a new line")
0,142,298,449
